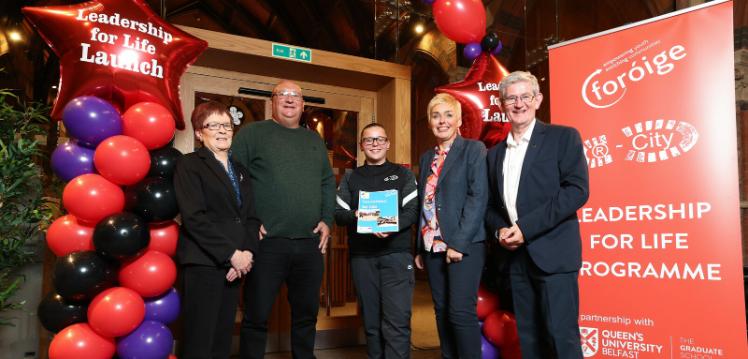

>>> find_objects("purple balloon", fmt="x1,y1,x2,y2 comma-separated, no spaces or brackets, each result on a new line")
51,140,95,181
144,287,180,324
464,42,482,61
422,0,435,4
117,320,173,359
482,335,500,359
62,96,122,147
492,40,503,55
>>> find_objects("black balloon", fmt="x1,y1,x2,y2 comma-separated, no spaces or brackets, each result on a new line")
148,146,182,178
93,212,150,260
481,32,500,52
38,291,87,333
53,251,117,303
127,177,179,222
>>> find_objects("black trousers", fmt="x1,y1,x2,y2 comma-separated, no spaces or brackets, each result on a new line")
509,247,582,359
351,252,415,359
423,241,485,359
240,237,324,359
180,265,241,359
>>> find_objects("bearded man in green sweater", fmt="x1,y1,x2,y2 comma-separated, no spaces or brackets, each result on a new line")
232,80,335,359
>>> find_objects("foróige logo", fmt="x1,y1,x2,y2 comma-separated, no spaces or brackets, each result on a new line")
581,44,686,109
580,327,599,357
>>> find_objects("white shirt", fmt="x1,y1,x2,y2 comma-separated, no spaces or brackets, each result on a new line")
502,119,536,224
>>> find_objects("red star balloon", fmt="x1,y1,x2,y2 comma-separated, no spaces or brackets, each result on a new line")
23,0,207,129
436,52,511,148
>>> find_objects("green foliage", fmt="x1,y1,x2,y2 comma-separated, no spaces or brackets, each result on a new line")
0,88,56,326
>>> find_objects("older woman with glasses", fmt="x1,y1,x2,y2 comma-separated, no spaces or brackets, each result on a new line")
415,93,489,359
174,101,260,358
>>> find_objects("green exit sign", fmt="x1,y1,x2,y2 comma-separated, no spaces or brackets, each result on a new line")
271,43,312,63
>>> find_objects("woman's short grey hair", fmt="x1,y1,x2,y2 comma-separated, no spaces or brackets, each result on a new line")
499,71,540,98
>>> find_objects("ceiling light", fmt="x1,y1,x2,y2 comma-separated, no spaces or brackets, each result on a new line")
414,23,424,34
8,31,22,42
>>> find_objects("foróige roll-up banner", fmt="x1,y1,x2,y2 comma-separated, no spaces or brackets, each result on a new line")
549,1,748,358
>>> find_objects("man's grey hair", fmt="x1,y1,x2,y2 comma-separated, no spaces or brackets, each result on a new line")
499,71,541,98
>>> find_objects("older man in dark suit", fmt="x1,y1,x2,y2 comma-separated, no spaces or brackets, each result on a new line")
485,71,589,359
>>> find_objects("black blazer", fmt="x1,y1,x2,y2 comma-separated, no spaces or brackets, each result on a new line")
485,121,589,274
174,146,260,267
417,136,489,255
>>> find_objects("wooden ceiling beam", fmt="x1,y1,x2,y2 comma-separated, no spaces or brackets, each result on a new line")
213,0,272,38
261,0,309,45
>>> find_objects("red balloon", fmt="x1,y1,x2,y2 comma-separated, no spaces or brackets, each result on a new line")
94,135,151,185
119,250,177,298
482,310,520,349
22,0,207,129
433,0,486,44
477,285,500,320
148,221,179,257
88,287,145,338
62,174,125,225
46,214,94,257
123,102,176,150
436,52,511,149
49,323,115,359
501,345,523,359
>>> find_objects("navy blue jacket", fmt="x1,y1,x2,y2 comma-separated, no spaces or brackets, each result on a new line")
417,136,489,255
485,121,589,274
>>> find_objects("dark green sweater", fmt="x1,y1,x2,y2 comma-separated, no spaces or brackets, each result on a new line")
231,119,335,239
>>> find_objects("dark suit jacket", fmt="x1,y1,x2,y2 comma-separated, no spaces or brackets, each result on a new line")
417,136,489,255
485,120,589,274
174,146,260,267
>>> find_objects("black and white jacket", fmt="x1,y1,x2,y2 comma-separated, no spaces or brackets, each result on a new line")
335,161,418,256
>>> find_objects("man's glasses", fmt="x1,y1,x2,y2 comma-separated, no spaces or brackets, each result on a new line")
361,136,388,146
502,93,536,106
273,89,303,101
203,122,234,131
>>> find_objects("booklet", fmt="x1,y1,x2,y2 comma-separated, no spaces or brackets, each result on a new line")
357,190,399,234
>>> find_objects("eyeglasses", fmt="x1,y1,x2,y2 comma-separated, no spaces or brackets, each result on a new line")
361,136,388,146
502,93,536,106
203,122,234,131
272,89,303,101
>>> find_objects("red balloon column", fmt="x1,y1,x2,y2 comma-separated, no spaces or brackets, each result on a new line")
24,1,202,358
426,0,510,149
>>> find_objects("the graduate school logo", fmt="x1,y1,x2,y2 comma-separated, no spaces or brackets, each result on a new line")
580,326,599,357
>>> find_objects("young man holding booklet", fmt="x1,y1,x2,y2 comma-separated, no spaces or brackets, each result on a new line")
334,123,418,359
